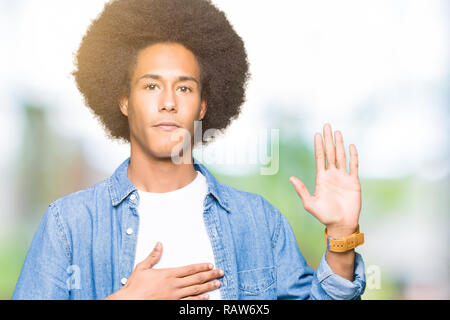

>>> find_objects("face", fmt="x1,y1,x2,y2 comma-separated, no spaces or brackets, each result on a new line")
119,42,207,160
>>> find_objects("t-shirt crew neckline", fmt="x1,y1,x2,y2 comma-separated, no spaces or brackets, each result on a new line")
137,171,203,200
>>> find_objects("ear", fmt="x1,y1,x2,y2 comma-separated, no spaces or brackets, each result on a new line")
199,98,207,121
119,95,129,117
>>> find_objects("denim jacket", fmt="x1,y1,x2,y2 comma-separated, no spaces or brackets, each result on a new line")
12,157,366,300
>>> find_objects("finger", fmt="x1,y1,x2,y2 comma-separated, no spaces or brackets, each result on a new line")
323,123,336,169
172,262,213,278
349,144,359,178
289,176,314,211
136,242,162,270
335,130,346,172
314,133,326,173
180,293,210,300
178,280,221,299
177,268,224,288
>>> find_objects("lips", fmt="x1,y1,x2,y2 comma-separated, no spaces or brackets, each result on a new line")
153,120,180,127
152,121,180,132
154,125,179,131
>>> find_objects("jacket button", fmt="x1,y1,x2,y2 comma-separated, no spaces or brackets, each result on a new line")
121,278,128,285
130,194,136,201
126,228,133,235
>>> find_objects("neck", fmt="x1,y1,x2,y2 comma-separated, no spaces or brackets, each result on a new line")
127,141,198,193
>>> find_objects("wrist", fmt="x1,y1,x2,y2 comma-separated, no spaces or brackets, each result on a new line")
325,224,358,238
325,224,364,253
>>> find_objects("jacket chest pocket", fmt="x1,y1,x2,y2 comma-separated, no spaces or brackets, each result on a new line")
237,266,276,299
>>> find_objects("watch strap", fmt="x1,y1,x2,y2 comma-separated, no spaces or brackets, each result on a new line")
325,225,364,253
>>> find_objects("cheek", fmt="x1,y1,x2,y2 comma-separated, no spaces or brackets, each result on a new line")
128,96,157,124
137,97,155,112
181,101,203,126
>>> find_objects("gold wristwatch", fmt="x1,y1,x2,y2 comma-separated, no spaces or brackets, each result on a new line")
324,225,364,253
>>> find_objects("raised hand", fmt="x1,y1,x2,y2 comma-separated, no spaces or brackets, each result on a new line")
104,242,224,300
289,123,361,238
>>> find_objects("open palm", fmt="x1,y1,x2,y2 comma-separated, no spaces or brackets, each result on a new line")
289,123,361,235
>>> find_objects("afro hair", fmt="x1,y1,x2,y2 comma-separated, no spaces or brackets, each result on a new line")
71,0,251,145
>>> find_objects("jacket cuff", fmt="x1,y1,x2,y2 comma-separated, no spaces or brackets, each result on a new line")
315,251,366,300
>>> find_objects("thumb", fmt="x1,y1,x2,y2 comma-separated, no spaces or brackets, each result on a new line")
289,176,314,210
138,242,163,270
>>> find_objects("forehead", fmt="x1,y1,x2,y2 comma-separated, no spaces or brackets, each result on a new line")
133,42,201,80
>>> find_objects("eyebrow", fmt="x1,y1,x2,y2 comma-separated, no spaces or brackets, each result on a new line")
136,74,200,86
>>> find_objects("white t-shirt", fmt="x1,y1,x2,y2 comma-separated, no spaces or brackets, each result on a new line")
133,171,222,300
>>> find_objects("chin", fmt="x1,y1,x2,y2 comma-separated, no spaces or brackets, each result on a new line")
135,131,191,161
149,141,185,159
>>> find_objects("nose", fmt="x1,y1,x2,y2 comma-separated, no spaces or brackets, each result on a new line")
159,87,177,112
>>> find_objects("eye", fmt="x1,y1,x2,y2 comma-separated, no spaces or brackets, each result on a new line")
177,86,193,93
144,83,159,90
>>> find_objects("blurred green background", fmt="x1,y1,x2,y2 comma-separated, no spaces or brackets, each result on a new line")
0,0,448,299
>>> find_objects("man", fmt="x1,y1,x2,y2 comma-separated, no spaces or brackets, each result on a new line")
12,0,366,300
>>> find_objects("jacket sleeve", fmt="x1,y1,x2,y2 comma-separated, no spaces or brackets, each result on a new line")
12,203,72,300
270,205,366,300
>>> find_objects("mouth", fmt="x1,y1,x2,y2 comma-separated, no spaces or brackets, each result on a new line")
152,125,180,132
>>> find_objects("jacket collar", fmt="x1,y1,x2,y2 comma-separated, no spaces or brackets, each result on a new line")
107,156,231,213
